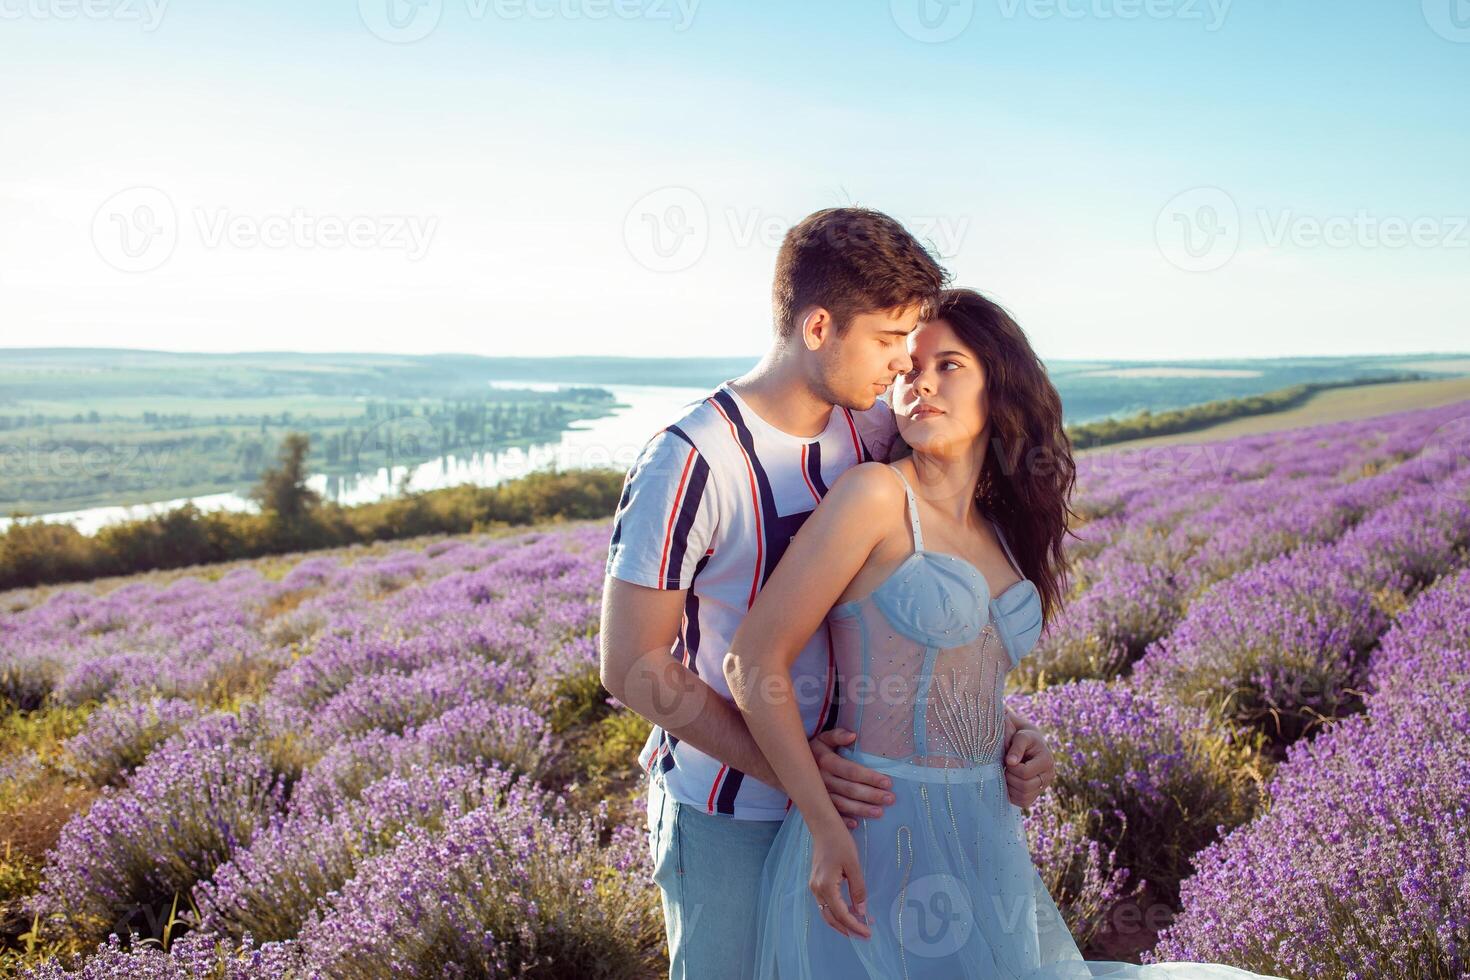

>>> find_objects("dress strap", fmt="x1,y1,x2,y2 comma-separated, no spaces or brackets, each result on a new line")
886,464,924,551
989,518,1023,577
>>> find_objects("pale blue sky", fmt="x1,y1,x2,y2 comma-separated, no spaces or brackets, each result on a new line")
1,0,1466,360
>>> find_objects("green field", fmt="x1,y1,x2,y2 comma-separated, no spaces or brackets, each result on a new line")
1083,375,1470,454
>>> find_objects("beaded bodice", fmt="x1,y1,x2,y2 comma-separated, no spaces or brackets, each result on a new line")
828,464,1044,769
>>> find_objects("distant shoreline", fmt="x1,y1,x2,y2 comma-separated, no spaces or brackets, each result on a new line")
1079,375,1470,455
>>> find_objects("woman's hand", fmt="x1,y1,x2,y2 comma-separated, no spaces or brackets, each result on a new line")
1003,708,1056,809
808,815,872,940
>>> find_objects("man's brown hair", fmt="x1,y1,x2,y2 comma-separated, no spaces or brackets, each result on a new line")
771,207,949,341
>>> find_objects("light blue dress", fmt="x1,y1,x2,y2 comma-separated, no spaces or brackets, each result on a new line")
752,464,1282,980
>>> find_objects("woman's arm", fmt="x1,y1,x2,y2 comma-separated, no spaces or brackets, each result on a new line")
723,462,900,937
722,463,894,828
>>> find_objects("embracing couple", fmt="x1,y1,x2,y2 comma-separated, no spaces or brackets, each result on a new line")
600,208,1280,980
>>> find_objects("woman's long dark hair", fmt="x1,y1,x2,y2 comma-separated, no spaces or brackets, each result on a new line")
931,287,1078,626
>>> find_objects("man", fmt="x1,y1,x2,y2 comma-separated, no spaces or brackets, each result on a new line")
599,207,1056,979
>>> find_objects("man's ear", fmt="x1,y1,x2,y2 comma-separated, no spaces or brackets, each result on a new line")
801,307,833,351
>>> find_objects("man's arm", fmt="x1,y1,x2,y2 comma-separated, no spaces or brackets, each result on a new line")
599,578,895,825
599,576,783,789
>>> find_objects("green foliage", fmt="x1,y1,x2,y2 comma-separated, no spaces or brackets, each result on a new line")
547,666,616,736
0,702,95,766
248,433,322,526
1066,373,1425,449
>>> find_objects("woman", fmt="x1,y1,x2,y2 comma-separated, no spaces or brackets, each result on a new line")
723,289,1282,978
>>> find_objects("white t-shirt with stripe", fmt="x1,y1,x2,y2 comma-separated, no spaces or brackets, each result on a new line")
605,380,900,821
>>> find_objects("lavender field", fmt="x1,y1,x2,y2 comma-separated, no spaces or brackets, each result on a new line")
1,401,1467,979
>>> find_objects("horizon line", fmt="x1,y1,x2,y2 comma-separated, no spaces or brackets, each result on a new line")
2,347,1467,364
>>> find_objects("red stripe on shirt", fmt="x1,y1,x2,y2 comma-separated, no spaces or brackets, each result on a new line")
799,443,821,505
842,408,862,460
706,763,728,813
644,740,667,773
657,447,698,586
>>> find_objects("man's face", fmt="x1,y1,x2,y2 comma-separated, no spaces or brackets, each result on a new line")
814,304,921,411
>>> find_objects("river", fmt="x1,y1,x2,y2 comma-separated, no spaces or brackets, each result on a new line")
0,382,712,537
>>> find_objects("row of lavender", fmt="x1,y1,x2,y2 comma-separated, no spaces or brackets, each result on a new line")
1,400,1466,977
1149,566,1470,977
2,527,663,977
1010,402,1470,975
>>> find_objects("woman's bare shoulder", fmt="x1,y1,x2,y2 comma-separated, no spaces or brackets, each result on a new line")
824,461,905,510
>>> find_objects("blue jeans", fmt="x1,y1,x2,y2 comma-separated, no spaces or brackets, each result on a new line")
646,773,784,979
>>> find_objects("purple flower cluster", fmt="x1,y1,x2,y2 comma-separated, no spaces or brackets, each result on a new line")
1131,542,1390,747
27,711,290,944
4,521,644,974
196,763,519,943
59,696,201,788
20,929,304,979
1149,569,1470,977
293,776,656,979
1010,680,1252,906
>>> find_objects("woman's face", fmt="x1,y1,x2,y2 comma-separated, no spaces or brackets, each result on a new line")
890,317,987,454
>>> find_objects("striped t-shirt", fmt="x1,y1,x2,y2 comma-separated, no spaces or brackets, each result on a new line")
605,380,900,821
